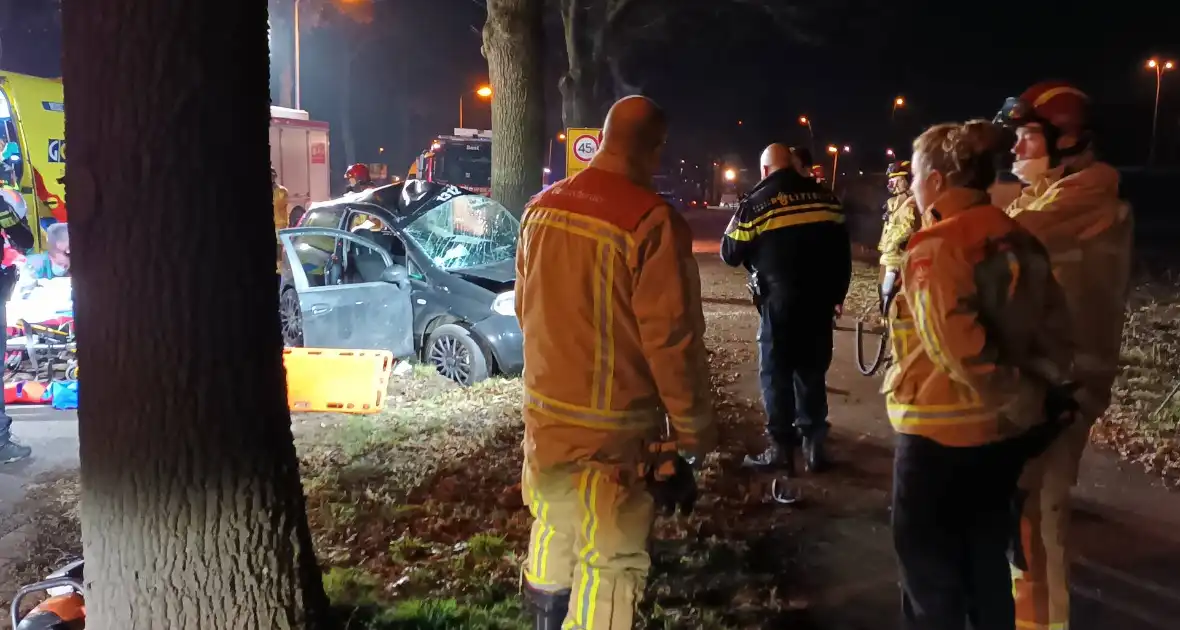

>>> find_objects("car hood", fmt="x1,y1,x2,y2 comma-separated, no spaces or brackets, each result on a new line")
451,260,516,293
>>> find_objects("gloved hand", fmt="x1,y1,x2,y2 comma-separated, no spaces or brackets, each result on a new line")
645,442,697,517
648,455,697,517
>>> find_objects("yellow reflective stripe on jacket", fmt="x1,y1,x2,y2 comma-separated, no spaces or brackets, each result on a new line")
522,207,634,411
887,400,998,446
524,388,661,431
725,203,844,242
668,413,709,437
523,206,634,255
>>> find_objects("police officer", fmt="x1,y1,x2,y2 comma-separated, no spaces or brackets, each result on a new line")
721,144,852,473
0,195,34,463
878,161,919,312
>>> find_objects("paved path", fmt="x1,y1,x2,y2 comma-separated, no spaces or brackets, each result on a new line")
684,207,1180,629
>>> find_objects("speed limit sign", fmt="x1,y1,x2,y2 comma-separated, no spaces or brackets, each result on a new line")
565,127,602,178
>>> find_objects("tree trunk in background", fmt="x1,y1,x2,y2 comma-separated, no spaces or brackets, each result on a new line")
559,0,601,129
483,0,545,214
61,1,329,628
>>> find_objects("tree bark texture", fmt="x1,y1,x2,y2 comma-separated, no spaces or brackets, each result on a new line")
61,1,329,628
483,0,545,215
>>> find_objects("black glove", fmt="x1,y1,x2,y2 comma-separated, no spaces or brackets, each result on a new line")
646,455,697,517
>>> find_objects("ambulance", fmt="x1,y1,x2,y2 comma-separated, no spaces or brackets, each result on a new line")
0,70,66,252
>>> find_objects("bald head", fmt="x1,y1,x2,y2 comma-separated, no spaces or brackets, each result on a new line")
760,143,794,179
592,96,667,187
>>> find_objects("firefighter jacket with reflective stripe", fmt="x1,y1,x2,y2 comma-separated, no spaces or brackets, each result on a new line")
720,168,852,308
273,185,289,233
516,167,718,470
884,189,1073,447
1005,160,1132,420
879,192,919,271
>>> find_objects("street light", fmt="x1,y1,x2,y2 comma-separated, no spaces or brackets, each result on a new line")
827,144,850,188
547,132,567,180
724,168,737,182
460,85,493,128
886,148,895,158
1147,58,1175,165
892,96,906,121
798,115,816,156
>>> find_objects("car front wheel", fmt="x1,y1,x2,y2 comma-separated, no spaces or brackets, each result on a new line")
280,288,304,347
426,324,489,386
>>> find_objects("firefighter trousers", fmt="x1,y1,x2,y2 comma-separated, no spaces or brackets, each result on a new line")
1012,417,1093,630
892,433,1018,630
757,299,833,447
522,459,654,629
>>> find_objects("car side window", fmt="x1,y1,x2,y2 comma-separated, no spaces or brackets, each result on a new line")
299,207,343,255
348,210,407,266
302,207,344,229
342,237,390,285
407,258,424,281
287,235,336,288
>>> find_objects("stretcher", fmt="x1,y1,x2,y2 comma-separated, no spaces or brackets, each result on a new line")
6,316,77,381
4,278,76,381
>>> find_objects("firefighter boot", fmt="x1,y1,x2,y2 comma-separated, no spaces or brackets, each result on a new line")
523,583,570,630
742,439,796,476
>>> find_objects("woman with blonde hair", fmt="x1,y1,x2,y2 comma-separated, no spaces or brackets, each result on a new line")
885,120,1076,629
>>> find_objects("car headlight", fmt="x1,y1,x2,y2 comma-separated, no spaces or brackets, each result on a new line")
492,290,515,316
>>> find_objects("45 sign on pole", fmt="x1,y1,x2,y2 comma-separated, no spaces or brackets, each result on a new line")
565,128,602,178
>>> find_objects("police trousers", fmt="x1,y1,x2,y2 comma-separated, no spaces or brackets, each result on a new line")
892,434,1018,630
757,297,833,447
522,458,654,629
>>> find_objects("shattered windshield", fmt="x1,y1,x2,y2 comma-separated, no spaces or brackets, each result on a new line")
402,195,519,271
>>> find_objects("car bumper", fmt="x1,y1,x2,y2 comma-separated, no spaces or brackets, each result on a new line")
473,314,523,375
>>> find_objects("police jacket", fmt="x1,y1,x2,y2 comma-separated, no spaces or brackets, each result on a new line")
720,168,851,308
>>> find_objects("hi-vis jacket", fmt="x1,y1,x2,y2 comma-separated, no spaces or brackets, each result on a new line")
516,167,718,469
273,185,290,233
721,168,851,308
879,192,919,271
1005,160,1132,421
885,189,1073,447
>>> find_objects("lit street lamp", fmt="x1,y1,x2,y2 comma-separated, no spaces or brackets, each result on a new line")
724,168,737,182
798,115,816,156
827,144,850,188
1147,58,1175,165
885,148,895,158
460,85,493,128
891,96,906,121
546,132,566,182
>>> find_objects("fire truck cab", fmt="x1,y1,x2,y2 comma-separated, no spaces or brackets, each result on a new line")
410,128,492,197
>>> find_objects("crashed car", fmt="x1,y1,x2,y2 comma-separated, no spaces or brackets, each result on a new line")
279,180,522,385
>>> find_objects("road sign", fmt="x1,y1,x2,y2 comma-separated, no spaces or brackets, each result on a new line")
565,127,602,178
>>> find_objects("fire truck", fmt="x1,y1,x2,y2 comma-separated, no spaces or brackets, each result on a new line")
408,128,492,196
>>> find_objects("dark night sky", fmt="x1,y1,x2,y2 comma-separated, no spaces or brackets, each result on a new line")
3,0,1179,173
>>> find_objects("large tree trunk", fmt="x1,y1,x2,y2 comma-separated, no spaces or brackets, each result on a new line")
62,1,330,628
483,0,545,214
558,0,601,129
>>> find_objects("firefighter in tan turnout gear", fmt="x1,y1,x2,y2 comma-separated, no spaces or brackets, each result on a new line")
515,96,718,629
878,160,919,294
994,81,1134,630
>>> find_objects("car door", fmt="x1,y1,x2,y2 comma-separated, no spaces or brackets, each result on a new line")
278,227,414,358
